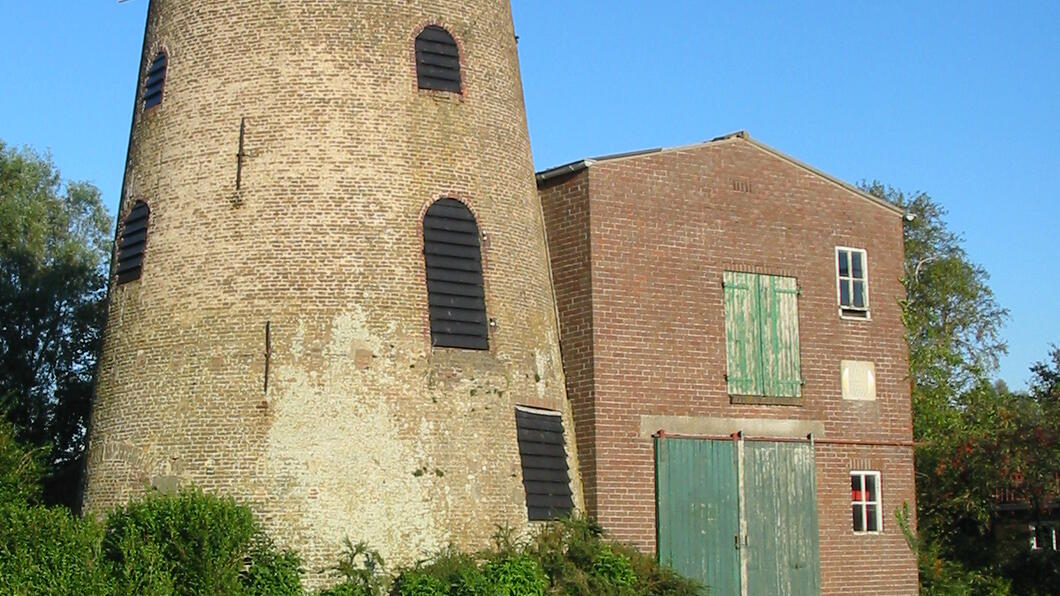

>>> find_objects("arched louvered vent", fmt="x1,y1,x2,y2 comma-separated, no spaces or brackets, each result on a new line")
423,198,488,349
116,201,149,284
415,26,461,93
143,51,167,109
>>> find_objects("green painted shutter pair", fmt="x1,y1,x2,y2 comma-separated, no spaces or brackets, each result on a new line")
723,271,802,397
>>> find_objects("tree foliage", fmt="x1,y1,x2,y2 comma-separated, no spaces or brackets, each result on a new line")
865,182,1058,593
863,183,1008,440
0,141,111,507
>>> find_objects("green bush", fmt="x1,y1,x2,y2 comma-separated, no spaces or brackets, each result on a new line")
391,569,449,596
242,533,304,596
104,524,174,595
389,549,489,596
319,539,388,596
0,502,113,595
0,418,43,506
519,516,700,596
483,554,548,596
103,488,258,595
592,546,637,590
613,543,702,596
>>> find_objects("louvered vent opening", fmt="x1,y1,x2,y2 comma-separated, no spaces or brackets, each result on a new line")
144,51,167,109
415,26,461,93
424,198,488,349
515,408,574,521
116,201,149,284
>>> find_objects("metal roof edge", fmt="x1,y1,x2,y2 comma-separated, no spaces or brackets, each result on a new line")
535,159,594,186
535,131,906,217
731,133,906,217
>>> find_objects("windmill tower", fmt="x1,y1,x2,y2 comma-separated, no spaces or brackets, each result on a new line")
84,0,581,576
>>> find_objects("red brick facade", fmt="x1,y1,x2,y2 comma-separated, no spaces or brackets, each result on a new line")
539,133,918,595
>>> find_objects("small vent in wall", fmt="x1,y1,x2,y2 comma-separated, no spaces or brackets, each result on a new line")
116,200,150,284
143,51,167,109
731,178,752,193
515,407,574,521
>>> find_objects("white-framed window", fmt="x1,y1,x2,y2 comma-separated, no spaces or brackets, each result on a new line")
851,471,882,533
836,247,869,318
1031,524,1058,551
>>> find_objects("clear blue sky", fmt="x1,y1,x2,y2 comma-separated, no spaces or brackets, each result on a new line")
1,1,1057,388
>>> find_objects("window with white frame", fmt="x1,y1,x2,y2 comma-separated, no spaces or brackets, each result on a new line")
1031,524,1058,551
836,247,869,318
851,471,881,533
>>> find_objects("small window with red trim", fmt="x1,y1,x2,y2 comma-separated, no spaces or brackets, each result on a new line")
851,471,881,533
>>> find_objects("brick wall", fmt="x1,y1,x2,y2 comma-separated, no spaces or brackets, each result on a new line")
539,136,918,594
539,172,597,515
84,0,582,584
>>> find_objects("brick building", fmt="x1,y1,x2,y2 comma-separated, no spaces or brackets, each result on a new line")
538,132,919,595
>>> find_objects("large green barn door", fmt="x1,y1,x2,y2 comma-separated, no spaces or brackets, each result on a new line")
656,438,740,595
743,440,821,596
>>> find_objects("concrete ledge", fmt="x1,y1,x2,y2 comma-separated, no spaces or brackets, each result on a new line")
640,415,825,440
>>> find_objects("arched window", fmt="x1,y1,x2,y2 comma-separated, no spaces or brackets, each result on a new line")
423,198,487,349
143,51,168,109
116,201,150,284
415,26,461,93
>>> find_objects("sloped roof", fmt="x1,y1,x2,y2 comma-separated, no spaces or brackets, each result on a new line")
535,131,905,217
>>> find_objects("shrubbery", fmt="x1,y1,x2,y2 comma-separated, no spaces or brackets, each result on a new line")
0,487,303,596
0,425,697,596
380,517,701,596
0,502,113,594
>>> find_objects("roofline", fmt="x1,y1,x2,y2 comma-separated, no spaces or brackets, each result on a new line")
535,159,593,184
730,132,905,216
535,131,906,217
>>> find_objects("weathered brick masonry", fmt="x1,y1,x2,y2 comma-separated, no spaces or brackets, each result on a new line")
539,134,919,595
84,0,582,582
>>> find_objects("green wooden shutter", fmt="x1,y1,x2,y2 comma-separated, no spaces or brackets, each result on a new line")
724,271,761,395
725,272,802,398
758,275,802,397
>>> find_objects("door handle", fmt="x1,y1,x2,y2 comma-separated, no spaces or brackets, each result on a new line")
734,534,740,550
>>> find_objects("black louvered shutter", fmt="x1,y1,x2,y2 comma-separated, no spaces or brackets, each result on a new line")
144,52,167,109
415,26,461,93
515,409,574,521
424,198,488,349
116,201,149,284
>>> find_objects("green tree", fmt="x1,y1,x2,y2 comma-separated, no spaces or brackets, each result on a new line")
863,184,1008,439
1028,345,1060,406
0,140,111,508
863,183,1014,591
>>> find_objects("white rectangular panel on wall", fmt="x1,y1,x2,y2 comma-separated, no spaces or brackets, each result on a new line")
841,360,876,401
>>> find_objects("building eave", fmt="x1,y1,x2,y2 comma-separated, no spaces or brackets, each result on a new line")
535,131,907,218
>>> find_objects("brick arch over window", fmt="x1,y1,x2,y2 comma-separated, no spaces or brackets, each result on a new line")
415,25,461,93
116,200,149,284
423,198,488,349
143,50,167,109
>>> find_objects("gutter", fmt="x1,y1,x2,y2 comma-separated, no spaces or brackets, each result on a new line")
535,159,594,186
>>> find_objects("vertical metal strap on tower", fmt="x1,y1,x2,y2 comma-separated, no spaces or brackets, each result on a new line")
736,431,749,596
236,117,246,191
263,321,271,395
